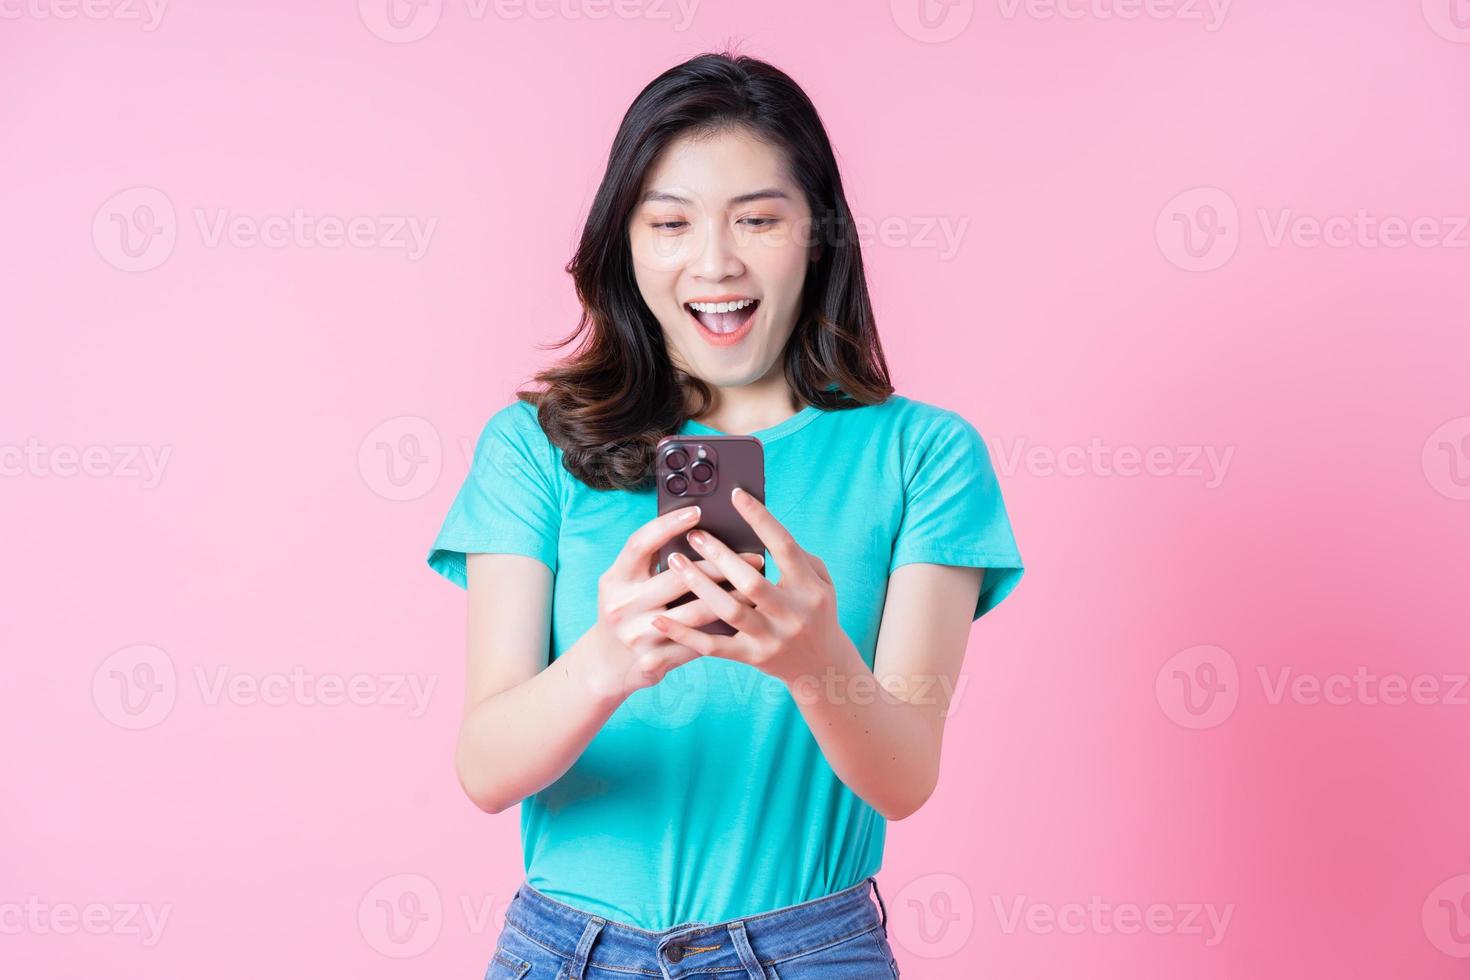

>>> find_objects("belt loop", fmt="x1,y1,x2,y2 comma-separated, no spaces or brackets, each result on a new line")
727,920,767,979
566,915,604,980
868,876,889,936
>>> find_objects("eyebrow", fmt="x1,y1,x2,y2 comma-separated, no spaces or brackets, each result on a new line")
639,187,791,207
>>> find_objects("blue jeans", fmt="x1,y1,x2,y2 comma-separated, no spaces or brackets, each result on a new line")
486,876,900,979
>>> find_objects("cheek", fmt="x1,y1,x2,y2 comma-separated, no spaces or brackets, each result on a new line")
752,246,811,307
629,229,688,276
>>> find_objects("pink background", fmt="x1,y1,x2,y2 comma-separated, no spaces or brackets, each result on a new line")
4,1,1469,977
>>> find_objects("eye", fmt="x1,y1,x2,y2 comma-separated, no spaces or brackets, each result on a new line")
651,220,688,231
740,217,778,228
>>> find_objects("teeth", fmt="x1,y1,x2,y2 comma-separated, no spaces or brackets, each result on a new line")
688,298,756,314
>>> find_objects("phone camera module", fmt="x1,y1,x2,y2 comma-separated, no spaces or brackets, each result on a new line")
665,473,689,495
665,448,689,470
689,460,714,484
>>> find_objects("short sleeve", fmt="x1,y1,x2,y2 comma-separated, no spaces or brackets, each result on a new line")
889,410,1025,620
426,400,562,588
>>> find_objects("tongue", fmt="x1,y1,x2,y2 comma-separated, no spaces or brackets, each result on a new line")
694,305,753,333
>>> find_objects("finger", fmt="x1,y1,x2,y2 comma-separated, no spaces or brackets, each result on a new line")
638,553,764,611
625,641,702,690
656,595,725,628
610,504,702,579
809,554,832,585
667,552,767,637
730,487,818,582
650,642,703,678
685,529,784,611
650,613,745,662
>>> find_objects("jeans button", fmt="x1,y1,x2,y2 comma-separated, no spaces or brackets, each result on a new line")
665,945,684,963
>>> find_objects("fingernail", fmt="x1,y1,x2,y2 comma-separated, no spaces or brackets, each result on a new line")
681,505,701,522
731,486,745,501
687,530,706,548
669,552,689,569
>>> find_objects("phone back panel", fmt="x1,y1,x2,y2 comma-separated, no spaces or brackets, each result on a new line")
654,434,766,635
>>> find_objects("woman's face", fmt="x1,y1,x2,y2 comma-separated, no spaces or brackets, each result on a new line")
627,127,818,391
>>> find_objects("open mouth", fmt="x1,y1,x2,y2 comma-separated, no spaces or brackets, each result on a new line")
684,299,759,348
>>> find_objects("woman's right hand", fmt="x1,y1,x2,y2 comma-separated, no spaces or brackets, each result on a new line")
582,503,763,705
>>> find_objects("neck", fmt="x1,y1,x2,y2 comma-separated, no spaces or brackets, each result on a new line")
691,374,802,435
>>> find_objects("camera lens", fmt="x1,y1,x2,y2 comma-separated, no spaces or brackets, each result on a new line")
665,473,688,495
689,461,713,483
665,449,688,470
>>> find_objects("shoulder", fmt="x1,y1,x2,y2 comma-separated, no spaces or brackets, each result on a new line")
836,393,982,444
484,396,543,434
476,397,560,473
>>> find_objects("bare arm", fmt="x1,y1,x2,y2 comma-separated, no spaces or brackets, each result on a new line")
650,487,986,822
452,506,766,814
453,554,621,814
786,563,982,821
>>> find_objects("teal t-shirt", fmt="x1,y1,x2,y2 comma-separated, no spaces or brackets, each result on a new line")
427,393,1024,931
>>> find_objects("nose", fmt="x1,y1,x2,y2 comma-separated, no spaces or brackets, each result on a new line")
690,218,744,282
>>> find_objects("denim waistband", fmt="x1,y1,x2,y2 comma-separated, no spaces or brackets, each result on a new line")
503,876,889,977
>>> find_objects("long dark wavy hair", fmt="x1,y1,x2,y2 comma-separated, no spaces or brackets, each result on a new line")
518,50,894,490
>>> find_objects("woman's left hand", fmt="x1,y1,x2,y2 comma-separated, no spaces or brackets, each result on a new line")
650,486,845,687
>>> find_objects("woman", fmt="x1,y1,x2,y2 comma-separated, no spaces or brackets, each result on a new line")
428,51,1024,979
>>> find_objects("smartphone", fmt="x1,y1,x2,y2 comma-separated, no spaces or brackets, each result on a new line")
654,434,766,636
